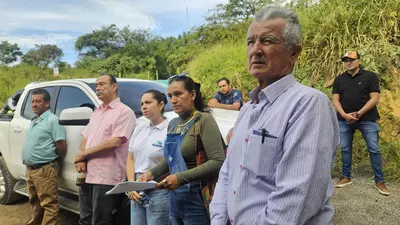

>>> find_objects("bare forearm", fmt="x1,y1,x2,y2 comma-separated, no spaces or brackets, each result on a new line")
56,141,67,156
216,103,240,110
86,137,122,156
80,138,87,152
358,98,379,116
332,99,346,117
126,153,135,181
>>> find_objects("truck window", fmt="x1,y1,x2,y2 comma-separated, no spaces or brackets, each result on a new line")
55,86,96,117
87,81,172,116
22,87,56,119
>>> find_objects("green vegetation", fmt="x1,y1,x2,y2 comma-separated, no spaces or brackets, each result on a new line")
0,0,399,181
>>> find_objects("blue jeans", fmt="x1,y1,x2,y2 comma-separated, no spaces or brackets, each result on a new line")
169,182,210,225
338,120,384,182
131,173,169,225
130,188,169,225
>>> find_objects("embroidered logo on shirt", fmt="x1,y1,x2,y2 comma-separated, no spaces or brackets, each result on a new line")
152,141,163,148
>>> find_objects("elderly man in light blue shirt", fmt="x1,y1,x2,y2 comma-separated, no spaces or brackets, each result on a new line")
210,6,339,225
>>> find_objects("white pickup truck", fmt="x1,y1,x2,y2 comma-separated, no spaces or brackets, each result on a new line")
0,78,238,221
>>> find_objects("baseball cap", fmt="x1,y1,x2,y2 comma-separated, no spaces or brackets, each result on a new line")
341,51,360,61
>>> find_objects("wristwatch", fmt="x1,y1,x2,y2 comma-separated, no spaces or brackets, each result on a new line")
355,112,360,118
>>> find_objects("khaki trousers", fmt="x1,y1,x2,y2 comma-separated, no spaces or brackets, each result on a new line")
25,163,59,225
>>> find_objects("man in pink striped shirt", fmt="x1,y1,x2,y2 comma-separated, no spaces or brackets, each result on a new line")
74,74,136,225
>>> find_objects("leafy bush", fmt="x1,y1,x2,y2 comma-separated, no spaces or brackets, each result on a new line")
186,0,400,181
188,43,255,101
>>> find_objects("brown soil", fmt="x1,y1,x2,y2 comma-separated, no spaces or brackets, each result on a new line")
0,197,79,225
0,175,399,224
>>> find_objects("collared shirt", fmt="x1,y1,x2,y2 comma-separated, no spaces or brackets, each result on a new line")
22,110,66,166
213,89,243,107
210,74,339,225
332,68,380,121
128,119,168,173
82,98,136,185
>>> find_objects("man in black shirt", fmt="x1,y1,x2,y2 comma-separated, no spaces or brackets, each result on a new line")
332,51,389,196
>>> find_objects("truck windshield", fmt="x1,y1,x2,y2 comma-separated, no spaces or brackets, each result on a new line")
87,81,172,116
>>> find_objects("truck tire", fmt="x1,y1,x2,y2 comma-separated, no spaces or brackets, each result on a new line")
0,156,22,204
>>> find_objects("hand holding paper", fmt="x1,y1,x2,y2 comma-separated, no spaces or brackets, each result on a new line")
106,181,157,195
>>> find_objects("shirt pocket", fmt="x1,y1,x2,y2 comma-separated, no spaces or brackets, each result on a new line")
101,124,113,139
243,130,280,177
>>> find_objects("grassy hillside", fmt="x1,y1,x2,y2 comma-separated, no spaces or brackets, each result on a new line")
0,0,399,181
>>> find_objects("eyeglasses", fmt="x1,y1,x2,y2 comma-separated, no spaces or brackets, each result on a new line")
167,72,189,81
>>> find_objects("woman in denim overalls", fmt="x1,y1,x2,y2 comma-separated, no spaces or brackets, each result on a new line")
139,75,226,225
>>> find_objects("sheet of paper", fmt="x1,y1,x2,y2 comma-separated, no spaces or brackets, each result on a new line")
105,181,157,195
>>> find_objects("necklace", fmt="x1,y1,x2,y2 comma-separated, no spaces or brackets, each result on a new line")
176,111,198,133
177,117,194,127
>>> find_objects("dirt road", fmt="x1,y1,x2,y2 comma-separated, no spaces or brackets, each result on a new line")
0,175,399,224
0,197,79,225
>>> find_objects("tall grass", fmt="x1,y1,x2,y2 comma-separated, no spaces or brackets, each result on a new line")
0,0,398,181
187,43,254,101
187,0,400,181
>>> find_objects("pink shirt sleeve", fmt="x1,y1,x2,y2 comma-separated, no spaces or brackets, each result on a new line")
112,108,136,144
81,121,90,139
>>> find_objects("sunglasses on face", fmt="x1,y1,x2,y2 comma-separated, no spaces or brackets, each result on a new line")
343,58,358,63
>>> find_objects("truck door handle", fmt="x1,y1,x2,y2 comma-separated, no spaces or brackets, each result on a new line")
13,127,22,133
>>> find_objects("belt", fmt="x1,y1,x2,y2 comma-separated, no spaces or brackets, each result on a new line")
26,161,54,170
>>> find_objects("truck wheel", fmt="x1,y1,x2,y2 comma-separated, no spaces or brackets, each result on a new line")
0,156,22,204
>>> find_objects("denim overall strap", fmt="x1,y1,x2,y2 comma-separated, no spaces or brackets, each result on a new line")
164,118,192,218
164,113,209,222
164,115,199,174
163,133,187,175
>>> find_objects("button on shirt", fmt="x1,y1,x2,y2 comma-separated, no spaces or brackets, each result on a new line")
128,119,168,173
22,110,66,166
82,98,136,186
210,74,340,225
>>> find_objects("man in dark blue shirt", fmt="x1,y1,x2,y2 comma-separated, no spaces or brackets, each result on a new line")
208,77,243,110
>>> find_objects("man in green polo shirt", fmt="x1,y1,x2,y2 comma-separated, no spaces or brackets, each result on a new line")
22,88,66,225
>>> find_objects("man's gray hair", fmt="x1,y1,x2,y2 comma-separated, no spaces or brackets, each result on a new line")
254,6,302,49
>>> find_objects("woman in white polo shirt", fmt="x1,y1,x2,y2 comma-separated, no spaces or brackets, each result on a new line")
126,89,169,225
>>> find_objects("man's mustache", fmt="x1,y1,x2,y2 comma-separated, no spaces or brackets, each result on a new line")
251,58,267,65
96,91,103,96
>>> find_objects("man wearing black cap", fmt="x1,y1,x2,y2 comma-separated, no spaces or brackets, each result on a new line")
332,51,389,196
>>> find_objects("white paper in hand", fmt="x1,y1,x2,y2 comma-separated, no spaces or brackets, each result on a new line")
106,181,157,195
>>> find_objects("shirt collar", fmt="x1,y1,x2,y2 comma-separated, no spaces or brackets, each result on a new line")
31,109,51,121
99,97,121,110
249,74,297,104
146,119,169,130
345,68,364,77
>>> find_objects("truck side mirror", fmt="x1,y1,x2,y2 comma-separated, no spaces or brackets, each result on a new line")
59,107,93,126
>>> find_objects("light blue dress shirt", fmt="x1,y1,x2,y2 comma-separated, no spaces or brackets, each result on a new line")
210,74,339,225
22,110,66,165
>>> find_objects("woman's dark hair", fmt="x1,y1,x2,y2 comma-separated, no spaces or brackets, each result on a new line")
168,76,207,112
142,89,168,113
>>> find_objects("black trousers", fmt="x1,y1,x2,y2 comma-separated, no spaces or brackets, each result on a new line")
78,183,116,225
